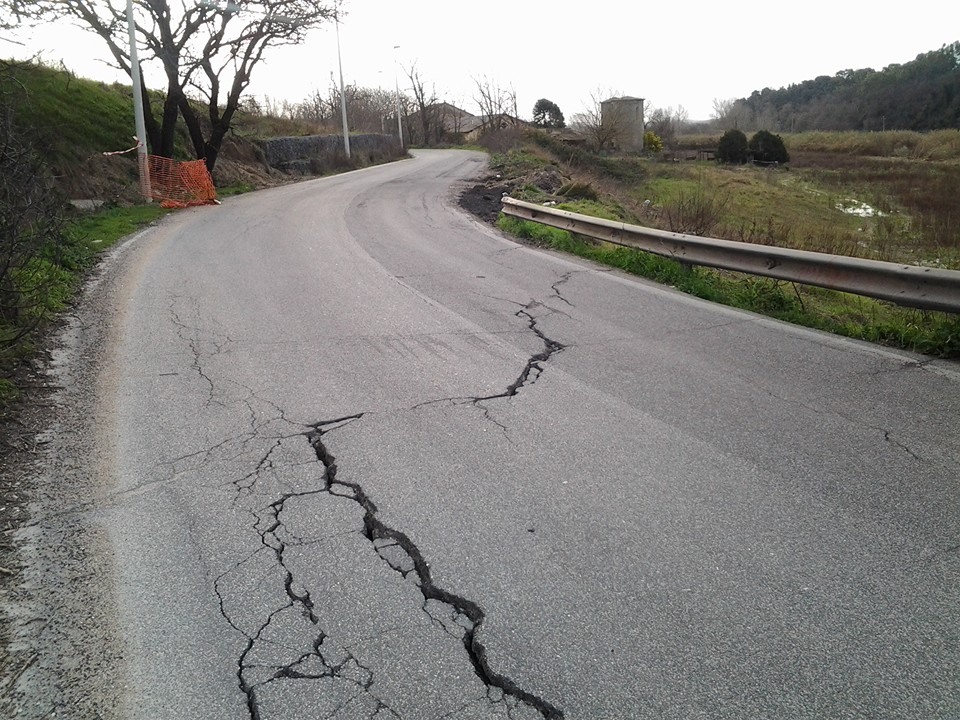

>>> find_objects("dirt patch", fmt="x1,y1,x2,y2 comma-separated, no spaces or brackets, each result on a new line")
212,136,290,189
55,154,142,204
458,180,512,224
457,154,572,226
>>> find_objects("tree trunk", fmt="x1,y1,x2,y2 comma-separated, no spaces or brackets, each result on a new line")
139,80,160,155
158,78,180,158
176,94,208,164
204,121,229,174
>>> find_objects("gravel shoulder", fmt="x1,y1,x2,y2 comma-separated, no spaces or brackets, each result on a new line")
0,225,163,718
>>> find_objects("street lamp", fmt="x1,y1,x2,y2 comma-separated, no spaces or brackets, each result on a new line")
125,0,151,200
393,45,403,150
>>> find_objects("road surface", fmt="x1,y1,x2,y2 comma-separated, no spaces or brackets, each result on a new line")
8,149,960,719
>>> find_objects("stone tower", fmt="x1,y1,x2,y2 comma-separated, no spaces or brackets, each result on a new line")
600,96,645,151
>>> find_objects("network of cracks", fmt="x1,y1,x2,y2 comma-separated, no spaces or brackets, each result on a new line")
209,288,574,720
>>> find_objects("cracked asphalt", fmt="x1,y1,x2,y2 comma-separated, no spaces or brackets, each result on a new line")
4,149,960,719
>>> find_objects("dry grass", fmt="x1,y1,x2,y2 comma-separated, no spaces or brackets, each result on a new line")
790,152,960,261
785,130,960,160
542,130,960,268
677,129,960,161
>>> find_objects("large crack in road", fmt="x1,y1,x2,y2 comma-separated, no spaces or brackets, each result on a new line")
307,417,564,720
473,301,566,404
210,292,569,719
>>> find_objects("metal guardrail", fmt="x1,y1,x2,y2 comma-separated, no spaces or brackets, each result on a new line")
501,197,960,313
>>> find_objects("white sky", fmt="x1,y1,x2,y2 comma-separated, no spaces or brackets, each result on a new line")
4,1,959,122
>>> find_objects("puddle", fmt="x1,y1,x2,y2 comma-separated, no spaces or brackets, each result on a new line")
837,199,885,217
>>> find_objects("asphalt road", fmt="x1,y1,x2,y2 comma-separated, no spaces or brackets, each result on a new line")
10,149,960,719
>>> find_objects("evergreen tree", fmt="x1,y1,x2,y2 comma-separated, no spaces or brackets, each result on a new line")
532,98,566,128
717,129,748,164
749,130,789,163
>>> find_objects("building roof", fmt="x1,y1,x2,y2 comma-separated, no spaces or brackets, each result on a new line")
407,103,528,135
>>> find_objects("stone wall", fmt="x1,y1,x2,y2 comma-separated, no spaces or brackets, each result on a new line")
258,134,400,173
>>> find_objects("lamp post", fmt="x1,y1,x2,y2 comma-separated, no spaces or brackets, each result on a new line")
334,15,350,158
126,0,151,200
393,44,403,149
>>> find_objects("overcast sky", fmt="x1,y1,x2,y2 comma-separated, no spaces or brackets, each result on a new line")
4,0,959,122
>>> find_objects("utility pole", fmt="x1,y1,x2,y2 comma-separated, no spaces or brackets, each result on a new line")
393,45,404,150
335,16,350,158
126,0,151,200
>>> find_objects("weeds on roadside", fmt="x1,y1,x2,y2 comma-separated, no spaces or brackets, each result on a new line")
0,202,168,409
660,181,729,236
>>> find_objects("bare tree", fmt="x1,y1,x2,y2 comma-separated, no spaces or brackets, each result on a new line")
711,97,751,130
645,104,689,146
12,0,337,172
711,97,735,122
284,83,395,133
472,75,517,133
406,62,439,146
290,86,338,127
0,0,22,32
349,86,396,134
322,80,397,134
570,89,626,151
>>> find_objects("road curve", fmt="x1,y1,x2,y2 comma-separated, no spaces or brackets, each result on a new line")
12,149,960,719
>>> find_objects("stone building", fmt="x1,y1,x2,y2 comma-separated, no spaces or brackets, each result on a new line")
601,96,645,151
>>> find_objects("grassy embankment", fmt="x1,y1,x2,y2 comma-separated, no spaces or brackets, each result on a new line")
493,129,960,357
0,63,164,405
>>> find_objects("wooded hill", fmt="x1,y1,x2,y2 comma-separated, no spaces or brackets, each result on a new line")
730,42,960,132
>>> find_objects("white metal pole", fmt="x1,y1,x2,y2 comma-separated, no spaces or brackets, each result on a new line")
393,45,403,149
335,18,350,159
126,0,151,200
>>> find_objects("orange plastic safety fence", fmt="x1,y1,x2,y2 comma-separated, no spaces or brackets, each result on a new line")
140,155,217,208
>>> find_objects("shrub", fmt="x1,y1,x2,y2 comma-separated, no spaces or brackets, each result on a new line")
749,130,789,164
557,181,598,201
717,129,748,164
661,184,729,236
644,131,664,152
0,94,67,349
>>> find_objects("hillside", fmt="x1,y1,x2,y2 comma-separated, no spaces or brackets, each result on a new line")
0,59,319,201
728,41,960,132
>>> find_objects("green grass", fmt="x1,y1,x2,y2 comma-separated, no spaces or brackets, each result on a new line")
65,204,170,251
3,60,141,166
527,141,959,269
217,183,256,197
0,203,170,409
